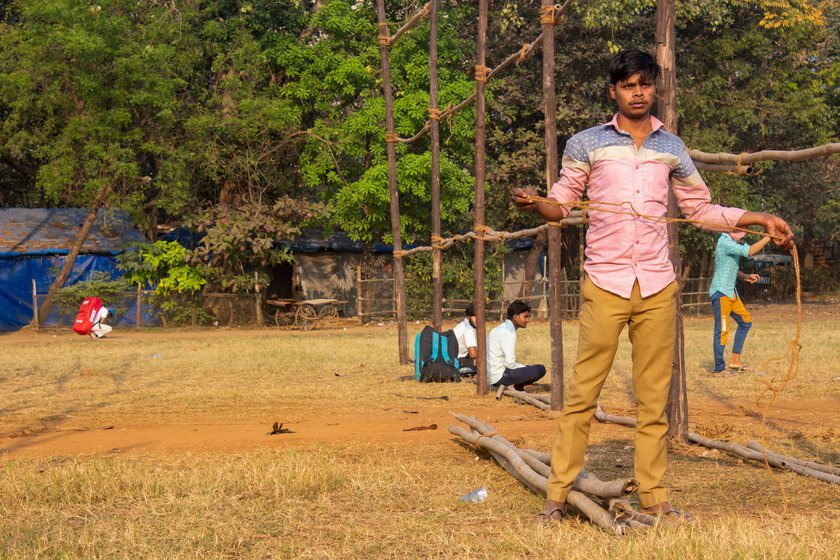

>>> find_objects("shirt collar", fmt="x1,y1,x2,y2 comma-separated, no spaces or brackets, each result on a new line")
604,113,668,134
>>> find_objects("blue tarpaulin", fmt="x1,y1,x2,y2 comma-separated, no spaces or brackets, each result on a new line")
0,208,148,331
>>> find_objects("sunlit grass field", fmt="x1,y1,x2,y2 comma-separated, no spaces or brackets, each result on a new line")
0,304,837,558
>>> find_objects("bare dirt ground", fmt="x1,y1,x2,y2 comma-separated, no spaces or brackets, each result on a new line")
1,302,837,459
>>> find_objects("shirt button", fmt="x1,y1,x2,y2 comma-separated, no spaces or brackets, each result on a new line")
635,240,640,244
636,189,640,193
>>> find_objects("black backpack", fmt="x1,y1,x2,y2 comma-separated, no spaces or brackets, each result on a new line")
413,325,461,383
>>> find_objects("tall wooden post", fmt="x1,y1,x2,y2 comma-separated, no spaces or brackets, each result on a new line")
473,0,489,396
429,0,443,330
542,0,564,410
656,0,689,440
376,0,409,364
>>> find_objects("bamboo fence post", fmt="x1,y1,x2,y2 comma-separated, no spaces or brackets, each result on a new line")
473,0,489,396
356,264,363,324
254,272,264,327
655,0,689,441
136,283,142,330
31,279,39,332
542,0,564,411
375,0,409,364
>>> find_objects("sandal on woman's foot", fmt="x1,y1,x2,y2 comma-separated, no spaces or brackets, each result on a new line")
534,502,566,525
640,501,695,524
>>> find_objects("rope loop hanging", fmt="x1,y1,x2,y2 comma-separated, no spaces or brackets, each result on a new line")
517,43,531,65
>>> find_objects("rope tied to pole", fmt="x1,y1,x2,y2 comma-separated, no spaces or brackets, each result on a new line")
392,249,406,258
547,221,564,228
377,22,390,46
473,224,493,241
385,132,399,143
517,43,531,65
539,4,563,25
474,65,490,83
430,233,445,250
523,194,789,242
428,107,442,121
421,2,431,16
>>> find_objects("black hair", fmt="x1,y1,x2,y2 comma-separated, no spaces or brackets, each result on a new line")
506,299,531,320
609,49,661,85
465,303,475,317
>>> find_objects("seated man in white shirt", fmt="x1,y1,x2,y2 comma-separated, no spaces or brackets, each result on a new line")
452,304,478,375
90,306,113,338
487,299,546,391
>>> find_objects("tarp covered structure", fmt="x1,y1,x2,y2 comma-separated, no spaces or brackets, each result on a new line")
0,208,148,331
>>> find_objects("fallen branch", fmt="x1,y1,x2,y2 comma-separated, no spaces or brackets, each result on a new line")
688,432,840,485
594,405,840,485
499,387,551,410
449,413,654,533
746,441,840,477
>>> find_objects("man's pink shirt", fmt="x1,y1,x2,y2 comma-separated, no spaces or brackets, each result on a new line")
548,114,745,299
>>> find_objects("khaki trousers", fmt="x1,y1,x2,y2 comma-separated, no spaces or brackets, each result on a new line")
546,276,678,508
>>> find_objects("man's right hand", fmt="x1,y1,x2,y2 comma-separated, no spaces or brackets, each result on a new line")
512,187,538,209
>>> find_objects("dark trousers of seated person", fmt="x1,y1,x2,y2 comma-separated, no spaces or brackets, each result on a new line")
459,356,476,374
495,364,546,391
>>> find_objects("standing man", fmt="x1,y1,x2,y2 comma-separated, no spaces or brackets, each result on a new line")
709,232,770,374
486,299,546,392
453,304,479,375
514,49,793,522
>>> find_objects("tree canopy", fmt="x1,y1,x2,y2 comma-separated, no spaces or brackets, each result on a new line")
0,0,836,293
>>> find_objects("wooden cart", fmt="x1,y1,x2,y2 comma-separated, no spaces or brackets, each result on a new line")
265,298,343,330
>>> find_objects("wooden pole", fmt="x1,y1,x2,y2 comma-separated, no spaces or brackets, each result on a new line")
356,264,363,324
429,0,443,330
31,279,39,332
254,271,264,327
136,283,141,330
542,0,563,411
473,0,489,396
375,0,409,364
655,0,689,441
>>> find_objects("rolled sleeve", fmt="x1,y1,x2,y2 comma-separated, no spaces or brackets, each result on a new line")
671,148,746,231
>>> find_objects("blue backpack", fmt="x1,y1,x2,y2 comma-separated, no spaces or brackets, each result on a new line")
414,326,461,383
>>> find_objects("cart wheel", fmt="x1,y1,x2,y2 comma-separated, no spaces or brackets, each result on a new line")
296,304,318,330
275,309,294,328
318,303,338,320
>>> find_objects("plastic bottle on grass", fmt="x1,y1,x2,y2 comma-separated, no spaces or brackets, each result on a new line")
460,485,488,504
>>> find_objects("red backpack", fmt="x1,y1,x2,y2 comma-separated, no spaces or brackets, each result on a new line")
72,296,103,335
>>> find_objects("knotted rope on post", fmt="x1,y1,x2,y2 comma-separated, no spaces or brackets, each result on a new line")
474,65,490,83
428,107,442,121
385,132,399,143
392,249,407,259
430,234,445,250
377,22,390,47
539,4,564,25
473,224,494,241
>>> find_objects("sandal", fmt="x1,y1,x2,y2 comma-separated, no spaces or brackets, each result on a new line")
534,501,566,525
640,501,695,524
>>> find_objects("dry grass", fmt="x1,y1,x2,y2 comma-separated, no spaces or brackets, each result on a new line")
0,304,838,558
